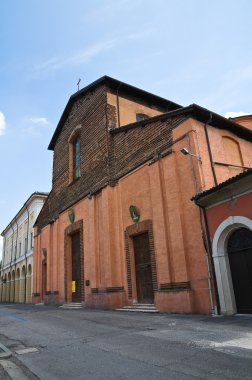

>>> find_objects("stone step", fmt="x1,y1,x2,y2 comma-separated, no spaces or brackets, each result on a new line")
59,303,84,309
127,303,156,309
134,303,155,307
116,304,159,313
116,308,159,313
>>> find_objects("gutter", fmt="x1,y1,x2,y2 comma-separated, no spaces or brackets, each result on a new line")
203,113,218,186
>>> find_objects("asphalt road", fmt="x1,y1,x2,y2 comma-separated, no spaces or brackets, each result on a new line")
0,304,251,380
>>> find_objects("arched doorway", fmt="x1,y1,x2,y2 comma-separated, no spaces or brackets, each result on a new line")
212,216,252,315
7,273,11,302
227,228,252,313
15,268,20,303
26,265,32,303
10,270,15,302
20,266,26,303
42,259,47,301
2,275,7,302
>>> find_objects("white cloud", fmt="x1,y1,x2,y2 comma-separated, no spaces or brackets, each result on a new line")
23,116,51,136
29,117,50,125
225,111,249,119
23,126,43,137
34,39,117,73
0,112,6,136
34,29,156,74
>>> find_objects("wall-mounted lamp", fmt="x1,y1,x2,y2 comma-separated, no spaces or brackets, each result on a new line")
180,148,202,161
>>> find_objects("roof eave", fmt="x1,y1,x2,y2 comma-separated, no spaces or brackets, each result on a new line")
48,75,181,150
1,192,49,236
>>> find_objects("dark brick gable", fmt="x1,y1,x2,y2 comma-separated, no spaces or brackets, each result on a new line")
37,84,109,230
36,86,185,231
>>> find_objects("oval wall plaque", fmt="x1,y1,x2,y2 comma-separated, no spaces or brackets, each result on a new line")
68,208,75,224
129,205,140,223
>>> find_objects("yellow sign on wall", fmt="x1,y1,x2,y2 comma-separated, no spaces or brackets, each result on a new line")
72,281,76,293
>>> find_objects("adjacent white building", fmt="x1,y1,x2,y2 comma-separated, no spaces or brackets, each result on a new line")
0,192,48,303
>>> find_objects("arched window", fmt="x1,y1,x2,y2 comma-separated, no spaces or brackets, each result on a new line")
68,126,81,183
73,136,80,180
222,137,244,174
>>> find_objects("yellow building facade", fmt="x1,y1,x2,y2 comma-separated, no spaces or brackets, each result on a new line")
0,192,48,303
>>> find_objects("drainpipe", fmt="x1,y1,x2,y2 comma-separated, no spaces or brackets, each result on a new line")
14,216,19,303
24,202,30,304
203,114,218,186
116,82,122,128
198,204,220,315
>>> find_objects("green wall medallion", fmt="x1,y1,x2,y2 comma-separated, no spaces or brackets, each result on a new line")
68,208,75,224
129,205,140,223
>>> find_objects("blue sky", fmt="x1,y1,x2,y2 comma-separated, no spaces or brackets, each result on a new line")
1,0,252,256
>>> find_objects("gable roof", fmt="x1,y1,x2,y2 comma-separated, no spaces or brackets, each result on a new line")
110,103,252,142
48,75,181,150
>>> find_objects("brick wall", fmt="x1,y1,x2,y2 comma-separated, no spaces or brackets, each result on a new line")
37,85,109,230
37,84,185,231
111,115,186,181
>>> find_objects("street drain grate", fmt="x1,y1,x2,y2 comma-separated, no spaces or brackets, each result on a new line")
15,348,39,355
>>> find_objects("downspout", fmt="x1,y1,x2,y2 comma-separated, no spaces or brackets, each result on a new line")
203,113,218,186
198,203,220,315
24,202,30,303
116,82,122,128
14,216,19,303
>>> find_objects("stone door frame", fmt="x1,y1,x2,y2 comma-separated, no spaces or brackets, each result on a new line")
212,216,252,315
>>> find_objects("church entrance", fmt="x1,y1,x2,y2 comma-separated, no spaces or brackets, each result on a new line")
133,232,154,304
228,228,252,313
71,232,81,302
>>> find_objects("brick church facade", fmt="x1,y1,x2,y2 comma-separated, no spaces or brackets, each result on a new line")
33,76,252,314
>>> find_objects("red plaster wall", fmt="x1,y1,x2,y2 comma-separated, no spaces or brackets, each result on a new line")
206,192,252,239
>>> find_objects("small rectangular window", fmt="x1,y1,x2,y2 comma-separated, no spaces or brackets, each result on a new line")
136,113,148,122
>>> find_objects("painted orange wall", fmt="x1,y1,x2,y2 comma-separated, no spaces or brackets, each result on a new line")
107,92,163,127
33,115,252,314
172,118,252,188
232,115,252,131
34,152,209,312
